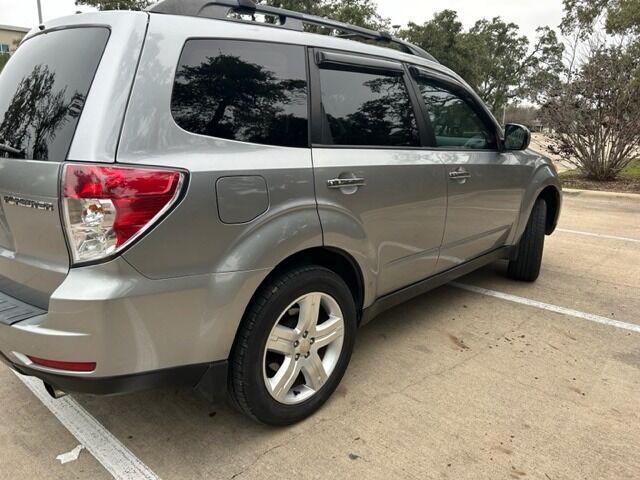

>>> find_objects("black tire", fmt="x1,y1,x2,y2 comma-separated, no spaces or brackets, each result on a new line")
508,198,547,282
228,265,357,425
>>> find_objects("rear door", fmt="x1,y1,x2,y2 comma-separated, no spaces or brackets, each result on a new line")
310,50,447,297
410,69,529,271
0,27,110,308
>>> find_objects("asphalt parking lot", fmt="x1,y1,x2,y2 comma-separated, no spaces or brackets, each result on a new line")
1,188,639,480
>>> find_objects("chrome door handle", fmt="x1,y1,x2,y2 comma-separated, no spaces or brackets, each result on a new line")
448,169,471,181
327,177,366,189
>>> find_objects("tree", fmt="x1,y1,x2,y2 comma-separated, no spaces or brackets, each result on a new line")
264,0,388,30
470,20,564,113
539,0,640,181
541,43,640,180
264,0,323,15
75,0,153,10
324,0,388,30
400,11,478,87
562,0,640,36
399,12,564,116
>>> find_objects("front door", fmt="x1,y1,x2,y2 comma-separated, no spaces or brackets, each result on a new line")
310,50,447,297
411,72,528,271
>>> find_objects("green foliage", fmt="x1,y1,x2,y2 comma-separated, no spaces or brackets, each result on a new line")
607,0,640,34
550,0,640,181
621,159,640,178
562,0,640,36
399,12,564,116
542,43,640,180
324,0,389,30
265,0,323,14
0,54,9,74
75,0,153,10
263,0,388,30
400,11,478,85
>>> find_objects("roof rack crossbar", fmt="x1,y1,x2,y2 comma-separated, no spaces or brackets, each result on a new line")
148,0,438,63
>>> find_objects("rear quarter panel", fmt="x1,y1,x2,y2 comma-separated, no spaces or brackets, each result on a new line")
117,14,322,278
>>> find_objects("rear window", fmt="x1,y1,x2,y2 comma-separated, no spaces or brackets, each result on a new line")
0,27,110,161
171,39,309,148
318,68,420,147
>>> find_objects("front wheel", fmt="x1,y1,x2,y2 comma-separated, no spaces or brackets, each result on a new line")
508,198,547,282
228,265,357,425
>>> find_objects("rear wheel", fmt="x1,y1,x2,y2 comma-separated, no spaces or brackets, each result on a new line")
229,265,356,425
508,198,547,282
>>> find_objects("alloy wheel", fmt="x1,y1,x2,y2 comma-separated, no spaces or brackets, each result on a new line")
263,292,345,405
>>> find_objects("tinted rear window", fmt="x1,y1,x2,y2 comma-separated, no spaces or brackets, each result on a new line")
0,27,110,161
319,68,419,147
171,40,309,148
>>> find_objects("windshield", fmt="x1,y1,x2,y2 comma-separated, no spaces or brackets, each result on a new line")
0,27,109,161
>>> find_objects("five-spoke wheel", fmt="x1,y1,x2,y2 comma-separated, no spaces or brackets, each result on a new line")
229,265,356,425
264,292,345,404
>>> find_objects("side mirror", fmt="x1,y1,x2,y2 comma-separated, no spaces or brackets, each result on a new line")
503,124,531,151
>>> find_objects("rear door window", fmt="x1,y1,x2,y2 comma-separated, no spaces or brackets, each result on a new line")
171,40,309,148
318,68,420,147
0,27,110,161
415,78,496,150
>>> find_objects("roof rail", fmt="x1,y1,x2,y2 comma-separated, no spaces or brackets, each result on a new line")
147,0,438,63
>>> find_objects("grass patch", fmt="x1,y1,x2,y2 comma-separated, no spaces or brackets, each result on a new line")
0,54,10,73
620,159,640,178
560,159,640,193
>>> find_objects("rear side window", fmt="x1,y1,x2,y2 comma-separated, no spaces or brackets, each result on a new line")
415,78,496,150
0,28,109,161
318,68,419,147
171,40,309,148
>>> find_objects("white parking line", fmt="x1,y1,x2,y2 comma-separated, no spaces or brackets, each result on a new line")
557,228,640,244
13,371,160,480
451,282,640,334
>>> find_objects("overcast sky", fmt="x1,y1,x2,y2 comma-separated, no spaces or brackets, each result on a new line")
0,0,564,41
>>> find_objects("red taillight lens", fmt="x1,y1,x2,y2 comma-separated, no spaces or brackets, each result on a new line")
27,356,96,372
62,164,184,264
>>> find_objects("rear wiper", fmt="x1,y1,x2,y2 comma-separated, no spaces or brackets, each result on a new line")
0,143,24,156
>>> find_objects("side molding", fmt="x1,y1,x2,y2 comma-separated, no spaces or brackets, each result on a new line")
361,246,513,325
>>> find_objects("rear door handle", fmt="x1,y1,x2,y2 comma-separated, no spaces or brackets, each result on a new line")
327,177,366,189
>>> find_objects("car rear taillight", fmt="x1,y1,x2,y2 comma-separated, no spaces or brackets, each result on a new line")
62,164,184,264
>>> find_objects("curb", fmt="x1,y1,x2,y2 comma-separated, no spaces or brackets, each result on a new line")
563,188,640,200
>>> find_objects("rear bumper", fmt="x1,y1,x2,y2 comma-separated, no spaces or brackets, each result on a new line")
0,257,269,397
1,351,228,399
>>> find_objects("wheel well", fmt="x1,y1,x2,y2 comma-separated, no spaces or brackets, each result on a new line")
227,247,365,375
538,186,560,234
263,247,365,314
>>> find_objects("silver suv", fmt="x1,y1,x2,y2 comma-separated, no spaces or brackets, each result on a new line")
0,0,561,425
